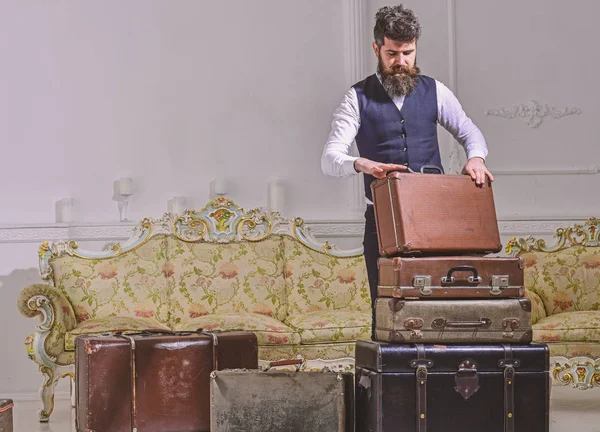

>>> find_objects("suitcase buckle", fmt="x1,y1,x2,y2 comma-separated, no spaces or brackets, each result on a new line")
413,275,432,296
404,318,424,339
491,275,510,296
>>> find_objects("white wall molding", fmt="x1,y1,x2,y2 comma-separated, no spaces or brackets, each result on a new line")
491,165,600,175
446,0,462,174
342,0,369,214
485,100,582,128
1,218,594,243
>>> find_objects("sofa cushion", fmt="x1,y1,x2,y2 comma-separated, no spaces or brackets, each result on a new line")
64,316,169,351
521,248,600,315
285,310,371,343
534,311,600,343
282,237,371,316
51,236,171,325
167,237,287,327
175,312,301,346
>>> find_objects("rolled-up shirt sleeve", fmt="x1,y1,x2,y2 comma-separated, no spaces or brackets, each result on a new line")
321,88,361,178
436,81,488,161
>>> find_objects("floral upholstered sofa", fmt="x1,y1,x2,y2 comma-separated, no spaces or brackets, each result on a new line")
18,198,371,421
506,217,600,390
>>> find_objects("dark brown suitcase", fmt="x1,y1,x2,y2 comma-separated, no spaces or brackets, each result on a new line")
370,171,502,257
75,330,258,432
355,341,549,432
375,297,532,344
378,256,524,299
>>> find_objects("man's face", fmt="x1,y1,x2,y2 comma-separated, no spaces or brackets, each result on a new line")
373,37,420,97
373,37,417,71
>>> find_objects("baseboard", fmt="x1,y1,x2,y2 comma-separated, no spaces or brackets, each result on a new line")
0,391,70,402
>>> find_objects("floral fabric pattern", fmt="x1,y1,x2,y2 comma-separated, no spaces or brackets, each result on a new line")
167,237,287,327
285,310,371,343
50,236,171,324
534,311,600,343
175,312,301,346
282,237,371,316
520,248,600,315
546,342,600,359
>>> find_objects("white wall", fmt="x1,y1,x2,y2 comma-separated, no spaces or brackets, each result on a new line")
0,0,598,402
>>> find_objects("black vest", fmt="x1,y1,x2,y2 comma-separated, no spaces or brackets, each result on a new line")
353,74,443,201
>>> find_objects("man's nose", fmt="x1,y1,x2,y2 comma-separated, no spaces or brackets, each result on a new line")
397,55,408,66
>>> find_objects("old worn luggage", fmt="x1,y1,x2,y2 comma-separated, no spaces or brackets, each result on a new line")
355,341,549,432
378,256,524,299
0,399,13,432
210,364,354,432
370,170,502,257
75,330,258,432
375,297,532,343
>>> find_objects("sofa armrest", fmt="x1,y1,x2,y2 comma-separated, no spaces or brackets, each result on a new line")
17,284,77,366
525,289,546,325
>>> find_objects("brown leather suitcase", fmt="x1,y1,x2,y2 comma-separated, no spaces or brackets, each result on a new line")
378,256,524,299
75,330,258,432
375,297,532,343
370,170,502,257
210,361,354,432
355,341,550,432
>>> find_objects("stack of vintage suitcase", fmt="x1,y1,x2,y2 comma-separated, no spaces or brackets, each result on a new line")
355,169,550,432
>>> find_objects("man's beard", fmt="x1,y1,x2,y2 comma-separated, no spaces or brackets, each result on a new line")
378,57,420,97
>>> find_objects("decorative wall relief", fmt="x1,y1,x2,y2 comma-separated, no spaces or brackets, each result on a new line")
485,100,581,128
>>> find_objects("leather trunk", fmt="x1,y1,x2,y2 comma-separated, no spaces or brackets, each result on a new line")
375,298,532,343
370,172,502,257
210,369,354,432
0,399,13,432
75,330,258,432
378,256,524,299
355,341,549,432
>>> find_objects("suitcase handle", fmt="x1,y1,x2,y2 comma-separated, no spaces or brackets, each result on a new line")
441,266,482,284
432,318,491,329
265,358,305,371
419,165,443,174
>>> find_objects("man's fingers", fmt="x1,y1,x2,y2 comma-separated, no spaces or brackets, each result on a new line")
485,168,495,182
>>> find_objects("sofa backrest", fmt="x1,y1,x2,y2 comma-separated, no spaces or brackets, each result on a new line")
167,236,287,327
46,234,170,325
283,236,370,317
506,218,600,316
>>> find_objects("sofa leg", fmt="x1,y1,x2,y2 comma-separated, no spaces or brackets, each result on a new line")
38,365,60,422
70,374,76,408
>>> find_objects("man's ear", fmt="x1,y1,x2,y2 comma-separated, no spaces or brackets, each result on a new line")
372,42,379,57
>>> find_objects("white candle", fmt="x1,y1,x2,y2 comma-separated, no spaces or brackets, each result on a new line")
268,179,285,213
168,196,187,214
213,178,227,196
117,177,133,195
56,198,74,223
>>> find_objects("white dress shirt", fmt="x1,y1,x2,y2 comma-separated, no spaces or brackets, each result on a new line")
321,76,488,179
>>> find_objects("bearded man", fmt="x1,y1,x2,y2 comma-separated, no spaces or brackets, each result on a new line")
321,4,494,337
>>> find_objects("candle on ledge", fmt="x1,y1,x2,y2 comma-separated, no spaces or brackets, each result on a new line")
168,196,187,214
117,177,133,196
267,179,285,213
213,177,227,196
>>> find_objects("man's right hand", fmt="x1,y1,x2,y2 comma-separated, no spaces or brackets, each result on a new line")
353,157,408,178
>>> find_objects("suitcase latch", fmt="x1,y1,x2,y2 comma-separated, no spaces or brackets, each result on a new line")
413,275,432,296
455,359,480,400
404,318,424,339
491,275,510,296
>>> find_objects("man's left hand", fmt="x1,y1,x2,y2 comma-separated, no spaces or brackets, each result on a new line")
462,157,494,185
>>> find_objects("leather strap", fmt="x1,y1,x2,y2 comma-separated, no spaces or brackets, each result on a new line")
415,344,427,432
502,344,516,432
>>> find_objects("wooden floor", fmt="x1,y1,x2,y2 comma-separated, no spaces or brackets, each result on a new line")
10,385,600,432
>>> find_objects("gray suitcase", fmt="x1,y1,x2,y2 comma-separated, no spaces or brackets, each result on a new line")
210,362,354,432
375,297,532,343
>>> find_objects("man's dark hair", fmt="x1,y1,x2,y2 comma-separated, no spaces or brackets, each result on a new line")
374,5,421,47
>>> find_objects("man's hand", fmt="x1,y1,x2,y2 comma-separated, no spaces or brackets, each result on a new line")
354,157,408,179
462,157,494,185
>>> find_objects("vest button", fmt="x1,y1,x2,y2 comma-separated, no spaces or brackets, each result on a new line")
401,133,406,138
400,119,405,124
403,147,407,152
403,162,409,166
